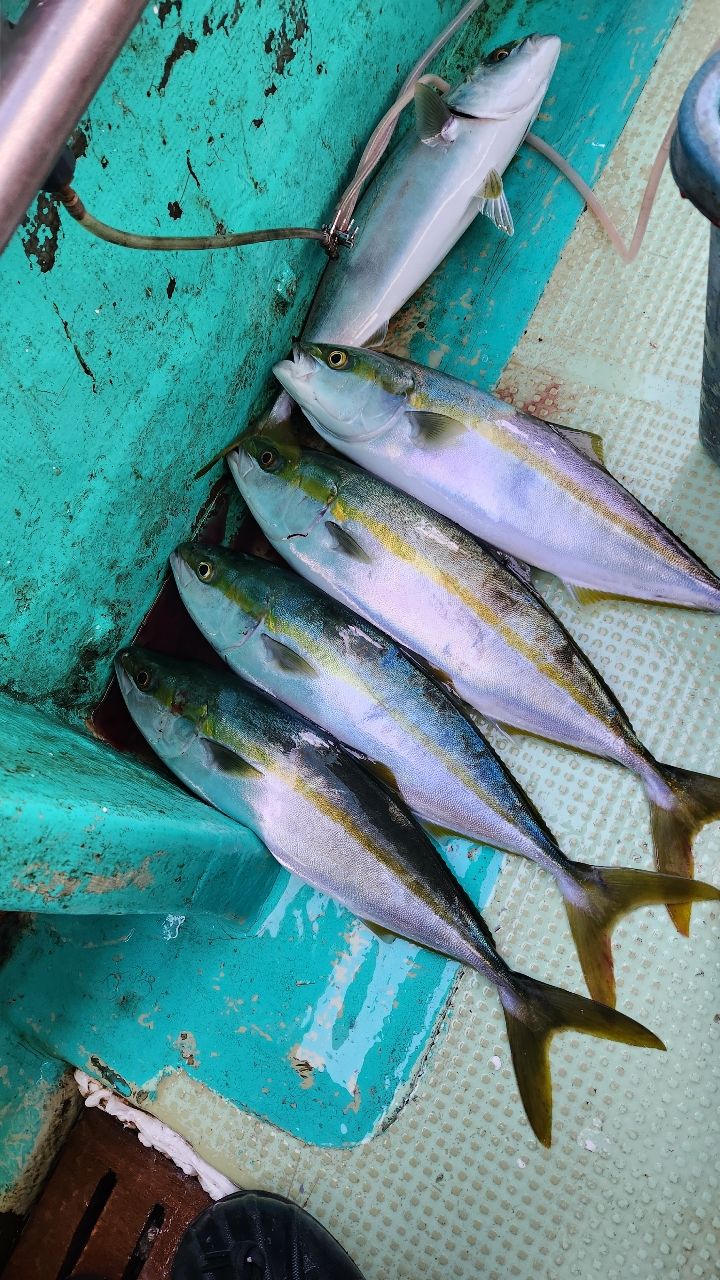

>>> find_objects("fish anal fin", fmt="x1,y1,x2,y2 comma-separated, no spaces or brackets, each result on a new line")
360,918,398,943
407,410,466,446
325,520,372,563
566,584,617,606
414,82,456,146
203,739,263,778
473,169,514,235
262,634,317,677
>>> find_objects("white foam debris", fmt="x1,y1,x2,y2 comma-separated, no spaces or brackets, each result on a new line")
74,1070,238,1200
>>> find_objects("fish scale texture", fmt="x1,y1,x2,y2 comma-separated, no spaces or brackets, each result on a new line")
145,2,720,1275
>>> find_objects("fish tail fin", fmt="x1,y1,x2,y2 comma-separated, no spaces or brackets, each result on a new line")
499,974,664,1147
646,762,720,935
560,863,720,1007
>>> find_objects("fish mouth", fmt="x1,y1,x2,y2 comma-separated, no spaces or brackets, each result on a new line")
114,652,134,698
273,343,318,392
169,549,194,591
227,447,254,484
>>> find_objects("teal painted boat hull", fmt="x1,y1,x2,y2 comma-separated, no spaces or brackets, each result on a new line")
0,0,683,1208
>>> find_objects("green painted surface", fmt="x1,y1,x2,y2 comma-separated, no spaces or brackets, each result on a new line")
0,693,277,915
0,0,684,1200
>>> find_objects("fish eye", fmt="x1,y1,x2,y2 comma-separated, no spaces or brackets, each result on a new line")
259,448,278,470
136,668,151,690
487,41,515,62
327,349,348,369
196,560,214,582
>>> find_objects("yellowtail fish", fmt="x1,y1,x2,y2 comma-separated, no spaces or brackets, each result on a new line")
227,439,720,935
274,342,720,611
304,35,561,346
171,542,720,1007
116,645,664,1146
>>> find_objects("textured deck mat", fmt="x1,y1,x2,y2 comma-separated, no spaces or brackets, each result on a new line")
128,4,720,1276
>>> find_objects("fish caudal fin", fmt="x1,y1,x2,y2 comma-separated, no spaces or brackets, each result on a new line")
647,763,720,935
561,864,720,1007
500,974,664,1147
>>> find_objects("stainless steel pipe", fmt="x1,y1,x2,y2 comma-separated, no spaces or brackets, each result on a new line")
0,0,149,253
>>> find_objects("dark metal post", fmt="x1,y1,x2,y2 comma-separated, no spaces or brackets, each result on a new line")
0,0,149,254
670,51,720,464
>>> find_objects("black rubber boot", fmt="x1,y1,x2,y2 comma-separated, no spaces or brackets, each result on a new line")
172,1189,367,1280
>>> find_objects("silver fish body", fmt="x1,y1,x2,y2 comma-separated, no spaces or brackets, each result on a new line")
171,543,565,865
172,543,720,1006
303,35,560,346
228,438,720,926
115,645,665,1145
275,344,720,611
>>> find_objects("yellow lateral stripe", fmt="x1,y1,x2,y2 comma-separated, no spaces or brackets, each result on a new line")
326,494,600,722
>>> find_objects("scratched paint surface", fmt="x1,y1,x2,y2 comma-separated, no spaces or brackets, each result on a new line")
0,0,683,1197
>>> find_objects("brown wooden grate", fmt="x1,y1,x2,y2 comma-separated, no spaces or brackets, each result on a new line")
2,1105,212,1279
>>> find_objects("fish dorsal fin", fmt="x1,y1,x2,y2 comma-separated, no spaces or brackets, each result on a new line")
363,320,389,350
485,546,537,591
202,738,263,777
414,82,456,146
262,634,317,677
407,410,466,446
473,169,514,235
551,422,606,465
565,583,616,606
325,520,372,563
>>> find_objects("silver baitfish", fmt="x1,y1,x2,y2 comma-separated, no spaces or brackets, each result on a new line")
304,35,561,346
171,542,720,1007
227,438,720,935
116,645,664,1146
275,342,720,611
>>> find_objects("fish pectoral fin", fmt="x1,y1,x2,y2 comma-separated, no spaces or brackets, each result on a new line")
360,918,398,944
262,634,318,677
473,169,514,235
564,583,616,606
325,520,372,563
414,81,456,146
362,320,389,350
202,738,263,778
552,422,606,465
407,410,466,446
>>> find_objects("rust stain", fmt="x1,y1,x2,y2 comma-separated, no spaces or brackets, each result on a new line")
289,1045,315,1089
157,31,198,94
264,0,308,77
13,853,158,903
174,1029,200,1069
157,0,182,26
52,303,96,386
21,194,62,274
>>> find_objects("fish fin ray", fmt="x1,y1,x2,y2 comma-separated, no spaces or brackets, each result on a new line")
202,739,263,778
360,919,398,943
262,634,318,677
565,583,617,605
407,410,466,446
325,520,372,563
474,169,514,235
414,82,455,146
363,320,389,349
647,763,720,933
562,863,720,1006
501,974,664,1146
551,422,606,465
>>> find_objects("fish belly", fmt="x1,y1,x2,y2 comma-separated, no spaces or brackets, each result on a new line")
305,123,510,347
